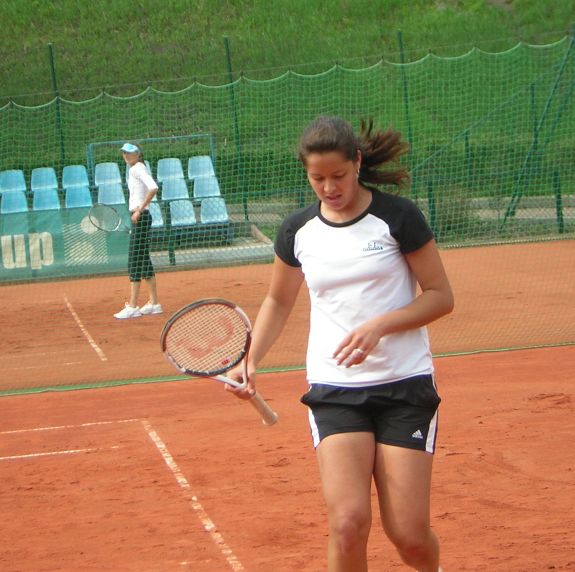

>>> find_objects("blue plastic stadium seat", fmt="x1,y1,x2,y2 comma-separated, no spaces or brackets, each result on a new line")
0,190,28,213
97,183,126,205
200,197,229,224
31,167,58,193
199,197,232,244
169,199,197,226
33,188,61,211
0,169,27,194
161,178,189,201
148,202,164,228
65,186,93,208
188,155,215,181
95,162,122,187
156,158,184,183
62,165,90,189
125,160,152,182
193,175,221,199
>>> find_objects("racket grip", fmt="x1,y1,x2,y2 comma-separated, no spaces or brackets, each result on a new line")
249,392,279,426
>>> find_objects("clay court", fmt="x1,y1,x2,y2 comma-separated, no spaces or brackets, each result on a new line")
0,241,574,571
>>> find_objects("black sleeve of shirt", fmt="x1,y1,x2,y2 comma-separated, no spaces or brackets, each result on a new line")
274,214,302,267
374,192,435,254
274,203,318,267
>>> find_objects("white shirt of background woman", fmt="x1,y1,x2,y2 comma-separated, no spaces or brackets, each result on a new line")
127,162,157,211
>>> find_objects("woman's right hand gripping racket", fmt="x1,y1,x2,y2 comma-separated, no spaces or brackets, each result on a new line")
160,298,278,426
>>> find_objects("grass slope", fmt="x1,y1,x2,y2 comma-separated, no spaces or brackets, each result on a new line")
1,0,573,101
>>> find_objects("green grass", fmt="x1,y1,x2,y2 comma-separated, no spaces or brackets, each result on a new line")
0,0,574,101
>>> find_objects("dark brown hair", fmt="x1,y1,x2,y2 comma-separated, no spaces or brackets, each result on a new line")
297,116,409,189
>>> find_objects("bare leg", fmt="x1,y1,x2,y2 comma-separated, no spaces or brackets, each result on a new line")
374,444,440,572
129,281,141,307
145,276,158,304
316,432,375,572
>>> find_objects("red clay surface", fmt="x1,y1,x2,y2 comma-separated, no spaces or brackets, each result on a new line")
0,240,574,392
0,239,574,570
0,347,574,571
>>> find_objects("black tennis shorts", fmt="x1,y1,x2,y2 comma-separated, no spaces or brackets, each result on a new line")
300,374,441,453
128,210,155,282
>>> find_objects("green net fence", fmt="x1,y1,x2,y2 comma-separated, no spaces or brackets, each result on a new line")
0,37,573,394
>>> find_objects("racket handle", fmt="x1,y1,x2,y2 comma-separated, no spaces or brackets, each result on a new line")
249,392,279,426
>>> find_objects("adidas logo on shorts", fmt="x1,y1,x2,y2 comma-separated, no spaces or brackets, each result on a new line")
411,429,424,439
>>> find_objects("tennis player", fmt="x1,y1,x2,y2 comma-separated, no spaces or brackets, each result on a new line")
229,117,452,572
114,142,163,319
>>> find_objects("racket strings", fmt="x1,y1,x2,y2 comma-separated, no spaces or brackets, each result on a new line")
164,304,248,374
90,205,122,231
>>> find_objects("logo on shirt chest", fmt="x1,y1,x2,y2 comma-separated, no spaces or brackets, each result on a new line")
363,240,385,252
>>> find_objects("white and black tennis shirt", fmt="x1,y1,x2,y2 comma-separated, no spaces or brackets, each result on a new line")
275,190,435,387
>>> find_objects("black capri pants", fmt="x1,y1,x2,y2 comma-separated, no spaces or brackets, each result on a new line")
128,210,155,282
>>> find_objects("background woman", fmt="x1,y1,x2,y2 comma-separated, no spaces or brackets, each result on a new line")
114,142,163,319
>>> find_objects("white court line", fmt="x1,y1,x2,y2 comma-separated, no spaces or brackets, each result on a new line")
1,418,244,570
141,419,245,572
63,294,108,362
0,349,84,361
0,445,119,461
0,418,141,435
6,361,83,371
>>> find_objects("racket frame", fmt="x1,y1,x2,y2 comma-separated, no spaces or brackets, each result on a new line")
160,298,278,426
88,203,131,233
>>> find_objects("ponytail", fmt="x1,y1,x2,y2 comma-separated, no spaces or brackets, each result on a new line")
298,116,409,190
357,119,409,188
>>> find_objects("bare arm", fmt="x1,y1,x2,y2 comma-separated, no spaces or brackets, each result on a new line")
334,239,454,366
228,256,304,397
139,188,158,211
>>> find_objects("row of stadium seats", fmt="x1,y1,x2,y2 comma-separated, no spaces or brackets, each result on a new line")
0,155,216,195
96,175,221,203
0,184,226,210
0,187,229,230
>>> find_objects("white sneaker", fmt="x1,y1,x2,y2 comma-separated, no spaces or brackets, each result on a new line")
114,304,142,319
139,301,163,315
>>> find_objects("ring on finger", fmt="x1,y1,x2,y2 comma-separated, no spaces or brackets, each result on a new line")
353,348,366,355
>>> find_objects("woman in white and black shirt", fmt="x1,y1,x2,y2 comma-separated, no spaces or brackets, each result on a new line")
230,117,453,572
114,142,163,319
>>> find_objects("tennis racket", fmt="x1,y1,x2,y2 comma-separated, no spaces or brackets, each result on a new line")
88,203,131,233
160,298,279,426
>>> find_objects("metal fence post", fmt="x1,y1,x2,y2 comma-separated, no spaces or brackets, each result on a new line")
47,43,66,165
223,36,248,221
397,30,416,200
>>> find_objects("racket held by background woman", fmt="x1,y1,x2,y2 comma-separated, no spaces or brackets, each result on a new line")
160,298,279,426
89,203,131,233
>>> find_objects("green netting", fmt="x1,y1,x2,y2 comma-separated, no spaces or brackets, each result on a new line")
1,39,573,247
0,38,573,393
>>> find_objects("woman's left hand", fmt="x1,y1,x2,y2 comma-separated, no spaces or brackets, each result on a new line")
131,209,141,224
333,317,386,368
